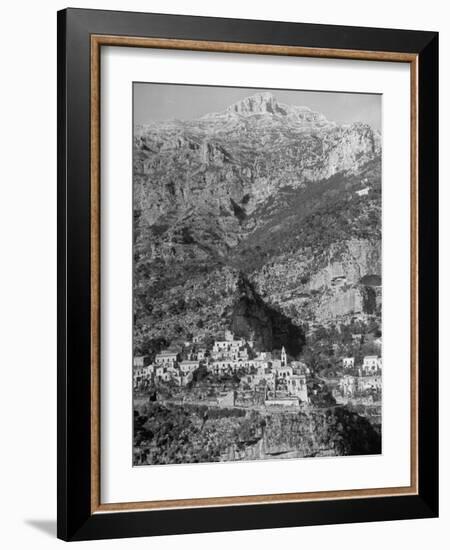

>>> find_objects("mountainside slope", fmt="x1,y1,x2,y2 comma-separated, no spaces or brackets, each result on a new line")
133,92,382,356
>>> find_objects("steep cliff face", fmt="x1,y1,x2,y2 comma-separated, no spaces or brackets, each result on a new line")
133,92,381,355
307,238,381,290
250,237,381,325
220,408,381,461
134,402,381,465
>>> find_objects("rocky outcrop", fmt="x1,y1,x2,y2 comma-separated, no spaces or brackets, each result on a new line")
220,408,381,461
249,238,381,325
315,287,364,321
307,239,381,290
226,92,332,130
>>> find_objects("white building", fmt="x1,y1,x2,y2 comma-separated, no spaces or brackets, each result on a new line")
157,364,180,384
133,366,145,386
239,349,249,360
196,348,207,360
133,363,154,386
356,186,370,197
253,358,269,370
155,350,179,365
208,361,230,376
181,372,194,386
208,358,250,376
212,340,230,353
291,361,310,375
358,375,382,392
340,375,357,397
212,332,246,358
242,370,275,390
342,357,355,370
155,365,166,378
142,364,154,377
286,375,308,402
133,356,147,368
362,355,382,374
275,366,293,380
271,359,282,369
339,373,381,397
374,337,382,348
161,370,172,383
179,360,200,375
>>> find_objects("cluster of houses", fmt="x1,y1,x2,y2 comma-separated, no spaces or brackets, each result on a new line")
338,355,382,399
133,330,310,405
133,348,201,388
134,330,383,408
342,355,382,374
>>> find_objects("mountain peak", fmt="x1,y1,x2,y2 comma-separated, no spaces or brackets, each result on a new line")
228,92,285,115
225,92,332,129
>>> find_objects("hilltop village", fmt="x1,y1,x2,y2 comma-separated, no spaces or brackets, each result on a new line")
133,330,382,414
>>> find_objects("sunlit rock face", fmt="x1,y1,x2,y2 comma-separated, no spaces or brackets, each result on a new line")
133,92,381,355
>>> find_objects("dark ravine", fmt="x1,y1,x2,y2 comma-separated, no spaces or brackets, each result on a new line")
231,275,305,356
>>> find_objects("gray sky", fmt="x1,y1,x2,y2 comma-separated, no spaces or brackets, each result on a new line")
134,83,381,131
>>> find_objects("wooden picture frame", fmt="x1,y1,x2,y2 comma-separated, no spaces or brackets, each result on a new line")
57,8,438,541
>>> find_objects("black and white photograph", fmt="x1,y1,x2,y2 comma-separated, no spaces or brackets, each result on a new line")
0,0,443,546
132,83,383,466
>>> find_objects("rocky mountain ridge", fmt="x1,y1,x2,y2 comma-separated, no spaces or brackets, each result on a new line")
133,91,382,356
